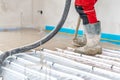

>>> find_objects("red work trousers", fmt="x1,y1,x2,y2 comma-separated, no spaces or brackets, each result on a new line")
75,0,98,24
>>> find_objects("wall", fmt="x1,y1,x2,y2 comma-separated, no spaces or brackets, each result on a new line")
0,0,120,35
41,0,120,35
0,0,42,29
96,0,120,34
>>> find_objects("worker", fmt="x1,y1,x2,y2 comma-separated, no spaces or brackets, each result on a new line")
73,0,102,55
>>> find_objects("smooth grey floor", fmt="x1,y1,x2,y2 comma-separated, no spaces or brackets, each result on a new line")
0,28,119,52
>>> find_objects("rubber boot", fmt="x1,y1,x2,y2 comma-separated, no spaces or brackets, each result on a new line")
73,34,87,47
74,21,102,55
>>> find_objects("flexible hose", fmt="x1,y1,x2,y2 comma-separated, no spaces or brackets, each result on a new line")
0,0,71,64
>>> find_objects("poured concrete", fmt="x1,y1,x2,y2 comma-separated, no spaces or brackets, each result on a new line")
0,28,119,52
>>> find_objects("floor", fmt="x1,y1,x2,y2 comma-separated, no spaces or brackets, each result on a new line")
1,28,120,80
0,28,120,52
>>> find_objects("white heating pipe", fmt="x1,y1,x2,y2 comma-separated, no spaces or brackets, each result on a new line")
45,49,120,72
43,49,120,80
9,56,83,80
19,53,111,80
67,47,120,59
96,55,120,62
5,60,57,80
2,67,28,80
103,48,120,54
57,48,120,68
60,49,120,73
102,51,120,58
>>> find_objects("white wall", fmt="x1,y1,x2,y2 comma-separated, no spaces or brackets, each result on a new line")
0,0,30,28
41,0,120,35
96,0,120,34
40,0,79,29
0,0,120,35
0,0,42,28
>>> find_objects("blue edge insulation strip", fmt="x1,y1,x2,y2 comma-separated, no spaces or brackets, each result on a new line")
0,26,119,46
45,25,120,46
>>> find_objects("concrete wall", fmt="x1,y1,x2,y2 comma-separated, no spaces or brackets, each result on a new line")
0,0,120,35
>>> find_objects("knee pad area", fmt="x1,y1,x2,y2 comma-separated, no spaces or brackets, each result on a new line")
75,6,89,24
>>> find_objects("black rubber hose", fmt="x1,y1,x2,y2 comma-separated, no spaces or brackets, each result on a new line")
0,0,71,64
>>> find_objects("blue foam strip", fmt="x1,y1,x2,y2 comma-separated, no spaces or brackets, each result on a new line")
101,33,120,41
45,26,83,35
45,25,120,45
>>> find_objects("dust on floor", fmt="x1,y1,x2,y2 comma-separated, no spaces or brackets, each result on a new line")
0,29,119,52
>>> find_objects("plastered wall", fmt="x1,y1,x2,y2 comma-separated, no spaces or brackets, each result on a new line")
0,0,42,28
41,0,120,35
96,0,120,34
0,0,120,35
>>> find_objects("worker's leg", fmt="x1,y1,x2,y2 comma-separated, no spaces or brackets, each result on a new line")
73,1,98,47
74,21,102,55
75,5,97,25
73,5,97,47
74,2,102,55
73,6,88,47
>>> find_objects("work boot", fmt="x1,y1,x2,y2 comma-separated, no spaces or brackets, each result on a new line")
74,21,102,55
73,34,87,47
